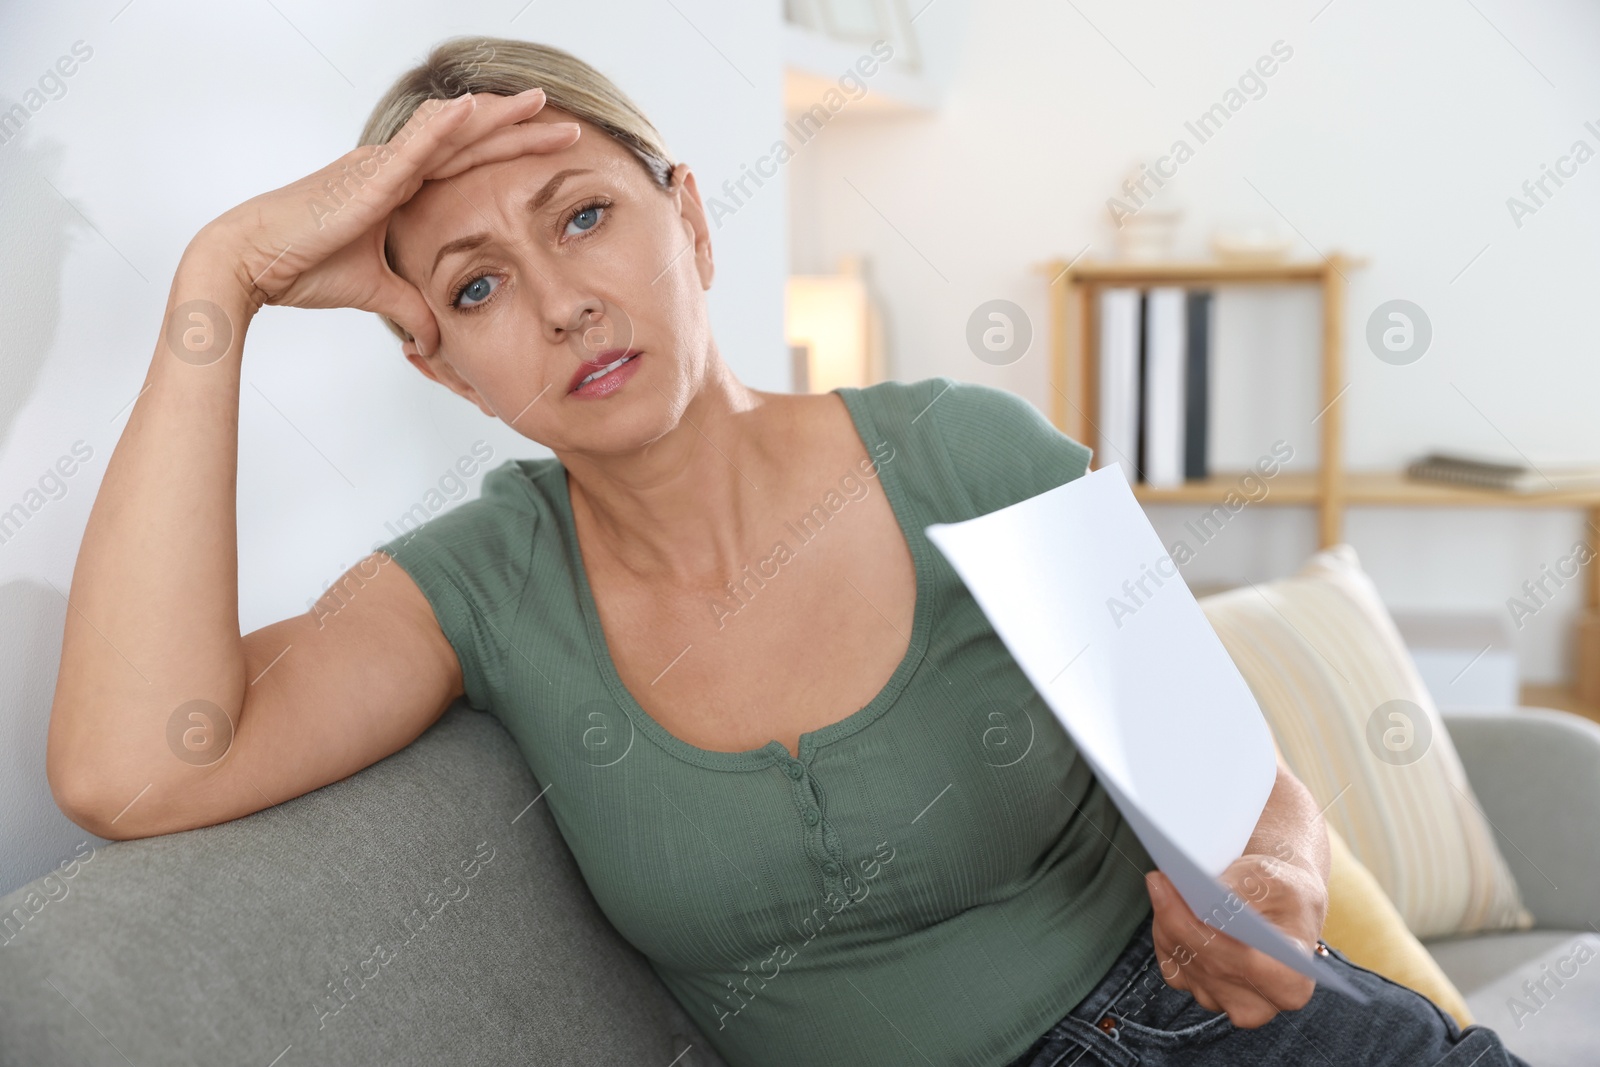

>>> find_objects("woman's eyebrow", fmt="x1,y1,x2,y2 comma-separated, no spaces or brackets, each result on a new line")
427,167,597,282
529,167,595,212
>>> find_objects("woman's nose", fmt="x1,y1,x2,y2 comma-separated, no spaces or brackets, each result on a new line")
556,297,635,364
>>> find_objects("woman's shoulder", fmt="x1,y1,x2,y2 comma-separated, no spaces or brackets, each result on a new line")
844,376,1094,513
377,454,562,578
371,455,563,715
843,375,1072,435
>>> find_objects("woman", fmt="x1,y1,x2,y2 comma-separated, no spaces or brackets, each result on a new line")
47,35,1528,1067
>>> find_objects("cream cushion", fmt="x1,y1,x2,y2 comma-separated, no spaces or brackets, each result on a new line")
1198,543,1532,939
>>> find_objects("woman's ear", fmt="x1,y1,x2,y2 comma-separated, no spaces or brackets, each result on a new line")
402,337,440,381
402,344,499,420
670,162,715,290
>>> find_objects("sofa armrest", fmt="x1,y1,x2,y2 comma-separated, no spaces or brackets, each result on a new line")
1443,707,1600,930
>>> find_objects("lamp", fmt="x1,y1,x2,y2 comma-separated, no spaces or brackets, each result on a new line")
784,255,884,393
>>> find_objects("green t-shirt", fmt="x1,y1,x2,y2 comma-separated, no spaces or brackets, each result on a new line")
380,376,1156,1067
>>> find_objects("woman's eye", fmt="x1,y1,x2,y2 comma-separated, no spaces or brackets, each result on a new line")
565,204,605,237
455,274,498,308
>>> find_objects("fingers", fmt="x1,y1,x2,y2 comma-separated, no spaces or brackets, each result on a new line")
347,88,550,210
408,87,559,177
423,120,580,181
373,261,440,358
1145,869,1316,1029
1147,869,1214,969
1164,928,1295,1028
381,93,481,177
1245,961,1316,1012
1208,978,1283,1029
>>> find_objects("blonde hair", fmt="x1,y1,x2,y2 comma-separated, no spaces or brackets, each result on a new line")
357,36,676,346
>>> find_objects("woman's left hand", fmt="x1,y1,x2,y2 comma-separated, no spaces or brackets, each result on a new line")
1144,853,1329,1029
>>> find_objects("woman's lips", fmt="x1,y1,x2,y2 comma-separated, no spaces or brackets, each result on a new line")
568,348,642,397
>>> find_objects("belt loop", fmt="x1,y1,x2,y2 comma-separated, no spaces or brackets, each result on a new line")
1045,1015,1140,1067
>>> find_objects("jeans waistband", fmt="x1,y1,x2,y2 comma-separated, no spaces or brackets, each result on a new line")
1001,909,1157,1067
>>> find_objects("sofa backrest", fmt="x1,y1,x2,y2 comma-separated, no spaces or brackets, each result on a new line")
0,702,727,1067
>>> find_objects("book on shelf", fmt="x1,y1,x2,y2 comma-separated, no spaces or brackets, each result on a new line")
1095,285,1213,486
1097,288,1141,484
1405,452,1600,493
1142,288,1187,488
1184,291,1212,481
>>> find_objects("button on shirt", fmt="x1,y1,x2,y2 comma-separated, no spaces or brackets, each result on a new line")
380,376,1157,1067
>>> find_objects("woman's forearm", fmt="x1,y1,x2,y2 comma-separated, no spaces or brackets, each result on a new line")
1245,753,1332,889
47,239,260,824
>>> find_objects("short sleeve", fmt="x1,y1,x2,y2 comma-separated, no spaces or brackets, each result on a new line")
929,377,1095,516
376,460,538,715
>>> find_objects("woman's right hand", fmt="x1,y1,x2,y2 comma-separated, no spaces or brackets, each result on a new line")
186,88,580,357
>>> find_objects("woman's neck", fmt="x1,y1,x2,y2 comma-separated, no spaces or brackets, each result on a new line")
557,357,795,592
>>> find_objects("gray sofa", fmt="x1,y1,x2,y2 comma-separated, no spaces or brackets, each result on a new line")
0,703,729,1067
1,704,1596,1067
1418,707,1600,1067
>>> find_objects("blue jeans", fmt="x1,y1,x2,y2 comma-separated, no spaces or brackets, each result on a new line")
1002,911,1530,1066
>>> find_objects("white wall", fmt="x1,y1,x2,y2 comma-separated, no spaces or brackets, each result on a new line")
0,0,787,895
6,0,1596,897
788,0,1600,685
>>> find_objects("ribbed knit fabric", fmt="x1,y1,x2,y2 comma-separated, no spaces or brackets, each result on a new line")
379,376,1156,1067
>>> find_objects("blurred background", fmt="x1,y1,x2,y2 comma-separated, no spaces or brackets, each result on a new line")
2,0,1598,901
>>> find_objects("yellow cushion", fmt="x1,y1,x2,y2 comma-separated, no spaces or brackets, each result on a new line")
1321,821,1475,1029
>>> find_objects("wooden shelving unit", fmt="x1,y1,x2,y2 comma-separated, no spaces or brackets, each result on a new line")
1036,255,1356,543
1520,683,1600,726
1132,470,1600,513
1035,253,1600,714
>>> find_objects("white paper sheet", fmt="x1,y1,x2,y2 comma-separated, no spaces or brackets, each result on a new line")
926,464,1366,1001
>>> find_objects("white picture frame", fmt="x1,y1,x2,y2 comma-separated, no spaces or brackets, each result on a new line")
786,0,924,74
817,0,888,41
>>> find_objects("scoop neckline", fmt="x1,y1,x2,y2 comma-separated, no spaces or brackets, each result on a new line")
551,385,933,772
